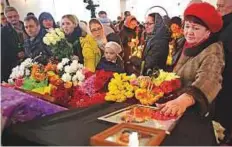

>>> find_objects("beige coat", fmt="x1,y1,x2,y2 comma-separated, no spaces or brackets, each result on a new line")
174,42,225,114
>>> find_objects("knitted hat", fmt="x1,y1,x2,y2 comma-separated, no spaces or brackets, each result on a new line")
184,2,223,33
105,42,122,54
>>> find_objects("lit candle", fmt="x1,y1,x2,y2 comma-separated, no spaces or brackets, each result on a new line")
128,132,139,147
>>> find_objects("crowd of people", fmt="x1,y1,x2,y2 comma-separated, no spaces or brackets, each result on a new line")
1,0,232,144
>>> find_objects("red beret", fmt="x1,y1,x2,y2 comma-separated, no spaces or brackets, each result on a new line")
184,2,223,33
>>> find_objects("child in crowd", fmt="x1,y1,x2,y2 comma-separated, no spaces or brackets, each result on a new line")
96,42,124,73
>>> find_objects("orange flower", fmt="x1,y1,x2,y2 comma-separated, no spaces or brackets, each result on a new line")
64,81,72,89
44,62,57,72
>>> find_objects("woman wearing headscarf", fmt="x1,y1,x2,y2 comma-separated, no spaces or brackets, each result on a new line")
157,3,225,117
89,19,121,52
129,13,170,75
79,20,101,72
38,12,57,38
61,14,83,64
119,16,138,71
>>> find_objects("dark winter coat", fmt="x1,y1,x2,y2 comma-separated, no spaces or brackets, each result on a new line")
66,26,84,64
214,13,232,131
24,35,52,64
130,13,170,75
96,57,124,73
1,22,27,82
119,26,136,61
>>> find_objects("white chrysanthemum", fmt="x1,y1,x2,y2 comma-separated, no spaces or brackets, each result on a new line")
76,70,85,82
9,72,16,79
72,74,78,82
72,60,78,65
8,79,14,84
19,65,25,71
61,58,70,65
57,63,63,71
64,65,72,73
77,63,84,69
18,70,24,77
70,61,78,73
61,73,72,82
22,58,33,67
25,69,30,76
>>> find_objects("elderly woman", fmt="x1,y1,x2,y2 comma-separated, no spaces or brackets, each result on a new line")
157,3,225,117
61,14,83,63
130,13,170,75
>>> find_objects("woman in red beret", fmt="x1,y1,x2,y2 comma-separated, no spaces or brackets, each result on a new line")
157,2,225,117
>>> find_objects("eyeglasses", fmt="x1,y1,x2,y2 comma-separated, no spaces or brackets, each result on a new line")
91,27,102,32
144,22,154,26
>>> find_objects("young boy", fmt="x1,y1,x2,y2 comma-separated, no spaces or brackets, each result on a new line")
96,42,124,73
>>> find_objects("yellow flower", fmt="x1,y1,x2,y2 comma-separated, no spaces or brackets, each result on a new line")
125,91,134,98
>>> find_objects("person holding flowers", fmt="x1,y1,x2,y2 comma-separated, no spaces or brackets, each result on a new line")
61,14,83,64
157,3,225,117
96,41,124,73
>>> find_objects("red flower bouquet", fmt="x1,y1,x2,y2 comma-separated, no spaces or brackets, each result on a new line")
69,70,113,108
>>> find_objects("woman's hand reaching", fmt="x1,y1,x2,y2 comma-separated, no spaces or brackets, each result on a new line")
156,93,195,116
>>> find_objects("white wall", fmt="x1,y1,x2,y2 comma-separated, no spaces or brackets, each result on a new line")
8,0,121,22
8,0,218,23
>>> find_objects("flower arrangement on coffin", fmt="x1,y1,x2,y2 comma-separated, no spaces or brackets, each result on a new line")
105,73,135,102
22,64,49,91
43,28,73,60
69,70,113,108
130,76,164,105
8,58,34,87
152,70,181,94
132,70,181,105
57,58,85,87
166,24,184,66
50,58,85,103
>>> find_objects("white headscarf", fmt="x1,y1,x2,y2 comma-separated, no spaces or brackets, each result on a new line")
105,41,122,54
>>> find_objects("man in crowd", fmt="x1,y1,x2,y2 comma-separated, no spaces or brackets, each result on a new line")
119,11,131,30
98,10,115,35
23,16,52,64
1,12,7,27
1,6,27,82
214,0,232,145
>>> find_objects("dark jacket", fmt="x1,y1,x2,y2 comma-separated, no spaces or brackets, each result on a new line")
24,35,52,64
66,27,84,64
1,22,27,82
96,57,124,73
130,13,170,75
119,26,136,61
214,13,232,131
